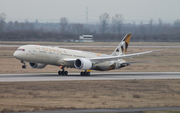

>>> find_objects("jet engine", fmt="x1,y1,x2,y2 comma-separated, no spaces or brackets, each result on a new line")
74,58,92,70
29,63,47,69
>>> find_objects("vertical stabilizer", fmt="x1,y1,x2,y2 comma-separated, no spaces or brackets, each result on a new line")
111,33,132,56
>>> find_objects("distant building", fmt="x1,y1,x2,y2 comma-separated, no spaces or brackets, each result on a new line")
79,35,94,42
69,35,94,43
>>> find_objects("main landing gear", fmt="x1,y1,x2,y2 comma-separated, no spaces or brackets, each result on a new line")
58,66,68,75
21,60,26,69
80,70,90,76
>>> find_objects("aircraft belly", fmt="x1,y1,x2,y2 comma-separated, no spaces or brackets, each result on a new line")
92,61,118,71
57,56,75,67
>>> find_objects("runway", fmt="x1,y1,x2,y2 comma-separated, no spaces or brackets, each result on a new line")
0,72,180,82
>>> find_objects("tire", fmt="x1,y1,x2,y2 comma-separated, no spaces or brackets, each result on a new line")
80,72,83,76
87,72,90,76
61,71,64,75
64,71,68,75
22,65,26,69
84,72,87,76
58,71,61,75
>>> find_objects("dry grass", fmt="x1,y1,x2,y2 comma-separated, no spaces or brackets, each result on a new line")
1,80,180,112
0,46,180,74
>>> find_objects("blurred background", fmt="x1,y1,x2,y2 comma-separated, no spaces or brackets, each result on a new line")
0,0,180,42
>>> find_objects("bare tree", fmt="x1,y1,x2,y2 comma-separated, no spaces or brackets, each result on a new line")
112,22,116,34
139,21,145,34
60,17,68,33
158,18,163,26
99,13,110,33
158,18,163,33
71,23,85,34
133,21,136,26
112,14,124,34
149,19,154,32
6,21,13,31
174,19,180,30
14,21,20,31
0,12,6,32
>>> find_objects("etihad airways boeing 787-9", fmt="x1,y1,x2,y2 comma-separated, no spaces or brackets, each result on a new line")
13,34,160,76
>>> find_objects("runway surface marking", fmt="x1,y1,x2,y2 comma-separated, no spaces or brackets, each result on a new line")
0,72,180,82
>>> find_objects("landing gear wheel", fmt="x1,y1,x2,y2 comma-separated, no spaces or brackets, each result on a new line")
58,71,61,75
61,71,64,75
58,66,68,76
21,60,26,69
64,71,68,75
87,72,90,76
22,65,26,69
81,72,83,76
80,71,90,76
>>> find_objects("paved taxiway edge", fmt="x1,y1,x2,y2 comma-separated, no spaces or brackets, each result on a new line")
0,72,180,82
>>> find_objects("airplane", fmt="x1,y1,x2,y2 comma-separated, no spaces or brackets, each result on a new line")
13,33,160,76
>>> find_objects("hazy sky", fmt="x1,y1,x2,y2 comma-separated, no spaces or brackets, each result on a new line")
0,0,180,24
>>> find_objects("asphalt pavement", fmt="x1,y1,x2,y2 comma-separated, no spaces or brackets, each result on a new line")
0,72,180,82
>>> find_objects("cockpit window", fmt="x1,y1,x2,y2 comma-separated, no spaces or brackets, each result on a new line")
17,49,25,51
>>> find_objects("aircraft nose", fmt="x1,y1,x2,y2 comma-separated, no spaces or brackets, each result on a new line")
13,51,18,58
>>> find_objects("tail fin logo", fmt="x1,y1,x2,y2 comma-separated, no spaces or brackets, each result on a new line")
116,49,119,52
121,41,128,53
121,34,131,54
111,33,132,56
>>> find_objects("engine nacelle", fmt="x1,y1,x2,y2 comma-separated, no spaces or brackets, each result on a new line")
29,63,47,69
74,58,92,70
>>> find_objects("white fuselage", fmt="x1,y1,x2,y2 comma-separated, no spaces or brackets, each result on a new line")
13,45,127,71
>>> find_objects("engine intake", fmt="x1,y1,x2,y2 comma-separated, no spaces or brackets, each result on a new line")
74,58,92,70
29,63,47,69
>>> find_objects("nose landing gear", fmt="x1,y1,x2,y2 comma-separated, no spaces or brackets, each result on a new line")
21,61,26,69
58,66,68,75
22,65,26,69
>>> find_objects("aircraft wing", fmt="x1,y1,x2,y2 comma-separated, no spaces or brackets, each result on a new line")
89,49,162,64
64,49,163,64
